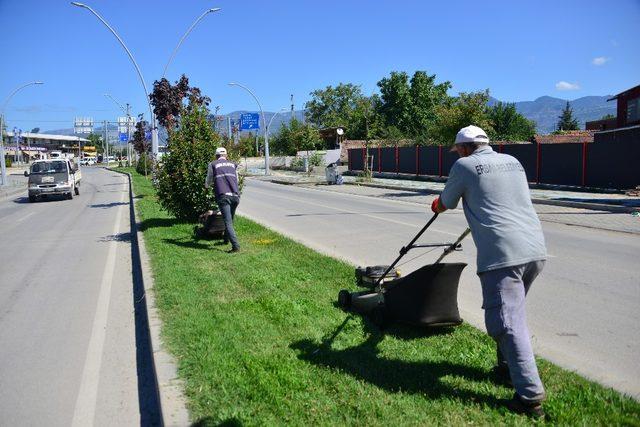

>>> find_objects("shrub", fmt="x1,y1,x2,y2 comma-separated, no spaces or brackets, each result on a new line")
4,157,12,168
136,153,153,176
155,103,222,221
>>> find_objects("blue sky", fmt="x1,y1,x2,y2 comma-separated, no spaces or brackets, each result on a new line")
1,0,639,132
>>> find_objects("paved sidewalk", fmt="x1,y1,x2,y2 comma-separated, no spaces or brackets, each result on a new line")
250,170,640,235
0,167,27,200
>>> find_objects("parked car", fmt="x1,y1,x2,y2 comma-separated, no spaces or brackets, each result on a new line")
25,159,81,202
80,158,95,166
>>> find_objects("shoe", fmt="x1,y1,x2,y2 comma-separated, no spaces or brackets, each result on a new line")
227,247,240,253
506,393,545,419
491,364,512,387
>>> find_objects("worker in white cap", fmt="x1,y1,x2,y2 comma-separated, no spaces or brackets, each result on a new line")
205,147,240,252
432,125,548,418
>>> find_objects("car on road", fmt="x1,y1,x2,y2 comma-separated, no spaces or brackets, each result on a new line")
79,158,95,166
25,159,81,202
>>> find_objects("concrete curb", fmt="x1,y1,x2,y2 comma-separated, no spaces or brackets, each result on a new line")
346,181,640,214
114,169,191,426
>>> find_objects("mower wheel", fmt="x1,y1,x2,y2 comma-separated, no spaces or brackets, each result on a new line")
338,290,351,309
371,304,388,328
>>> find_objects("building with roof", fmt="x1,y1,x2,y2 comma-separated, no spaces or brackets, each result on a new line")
586,84,640,131
3,131,90,162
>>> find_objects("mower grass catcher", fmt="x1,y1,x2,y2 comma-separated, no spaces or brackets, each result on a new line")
338,213,470,328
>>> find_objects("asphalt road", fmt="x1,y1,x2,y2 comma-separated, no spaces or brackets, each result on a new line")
0,167,159,425
239,179,640,399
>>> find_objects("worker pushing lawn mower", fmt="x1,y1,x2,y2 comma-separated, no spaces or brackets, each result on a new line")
339,125,548,419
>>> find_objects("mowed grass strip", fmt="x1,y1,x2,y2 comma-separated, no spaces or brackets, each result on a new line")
123,168,640,426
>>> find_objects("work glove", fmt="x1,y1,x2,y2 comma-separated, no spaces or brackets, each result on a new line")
431,197,441,213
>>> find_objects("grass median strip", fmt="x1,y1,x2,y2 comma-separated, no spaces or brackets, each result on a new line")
122,168,640,425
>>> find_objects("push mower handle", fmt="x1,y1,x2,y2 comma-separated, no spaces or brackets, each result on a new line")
374,213,439,290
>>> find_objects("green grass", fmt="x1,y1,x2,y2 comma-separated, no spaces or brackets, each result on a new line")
121,167,640,426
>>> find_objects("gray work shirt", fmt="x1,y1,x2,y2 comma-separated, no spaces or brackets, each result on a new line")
440,145,547,273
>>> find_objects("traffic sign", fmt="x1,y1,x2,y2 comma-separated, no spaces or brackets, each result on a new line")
240,113,260,130
119,132,129,142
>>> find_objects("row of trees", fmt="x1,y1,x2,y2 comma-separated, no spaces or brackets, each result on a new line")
140,72,586,221
298,71,538,146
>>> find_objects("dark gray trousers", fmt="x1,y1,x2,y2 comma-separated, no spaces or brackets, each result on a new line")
479,260,546,402
217,195,239,250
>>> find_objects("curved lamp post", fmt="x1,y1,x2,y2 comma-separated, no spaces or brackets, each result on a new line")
163,8,221,78
228,82,270,175
71,2,159,156
1,81,44,186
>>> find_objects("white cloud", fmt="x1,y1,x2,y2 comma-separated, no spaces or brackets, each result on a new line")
555,81,580,91
592,56,610,66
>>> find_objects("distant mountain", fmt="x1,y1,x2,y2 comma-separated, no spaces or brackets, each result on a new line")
492,95,615,134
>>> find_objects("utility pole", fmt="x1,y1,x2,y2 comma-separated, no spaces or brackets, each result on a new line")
103,120,108,164
126,103,132,167
291,94,294,122
227,116,231,141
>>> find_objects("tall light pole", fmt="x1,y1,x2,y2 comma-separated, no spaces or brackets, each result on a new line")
228,82,270,175
163,8,221,78
71,2,159,157
1,81,44,186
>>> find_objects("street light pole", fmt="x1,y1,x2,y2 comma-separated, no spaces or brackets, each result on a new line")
162,8,221,78
1,81,44,186
228,82,270,175
71,2,158,157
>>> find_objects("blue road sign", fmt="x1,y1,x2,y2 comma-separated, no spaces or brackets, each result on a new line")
119,132,129,142
144,130,151,140
240,113,260,130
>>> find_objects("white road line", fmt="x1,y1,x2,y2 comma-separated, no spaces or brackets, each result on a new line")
13,211,35,223
252,184,461,237
71,190,126,427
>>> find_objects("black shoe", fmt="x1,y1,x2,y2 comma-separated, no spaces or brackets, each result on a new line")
506,393,546,419
227,247,240,253
491,364,512,387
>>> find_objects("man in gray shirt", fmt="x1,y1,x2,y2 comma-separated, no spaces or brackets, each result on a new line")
432,125,547,418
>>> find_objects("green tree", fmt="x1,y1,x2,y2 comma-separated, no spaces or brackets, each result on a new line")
557,101,579,131
488,102,536,141
155,99,221,221
270,118,322,155
376,70,451,139
304,83,376,139
377,71,413,136
431,90,493,145
85,133,104,153
599,113,615,120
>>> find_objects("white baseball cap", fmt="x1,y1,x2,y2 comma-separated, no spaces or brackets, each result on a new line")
215,147,227,156
454,125,490,145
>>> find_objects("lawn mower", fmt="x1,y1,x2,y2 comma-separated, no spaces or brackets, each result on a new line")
337,213,471,328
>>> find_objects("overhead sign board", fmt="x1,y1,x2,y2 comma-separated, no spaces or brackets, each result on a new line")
74,117,94,134
240,113,260,130
117,116,135,134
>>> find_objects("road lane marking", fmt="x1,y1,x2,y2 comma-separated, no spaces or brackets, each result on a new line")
247,185,461,237
13,211,35,224
71,190,126,427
